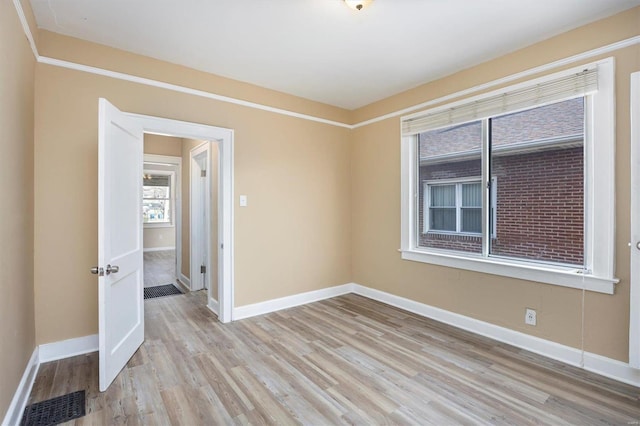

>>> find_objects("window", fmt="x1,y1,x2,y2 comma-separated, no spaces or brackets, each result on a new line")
424,178,496,236
143,172,175,226
400,58,617,294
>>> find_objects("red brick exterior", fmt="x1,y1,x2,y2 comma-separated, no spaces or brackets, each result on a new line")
419,146,584,266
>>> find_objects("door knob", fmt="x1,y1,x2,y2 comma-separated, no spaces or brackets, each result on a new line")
106,264,119,275
90,266,104,276
636,242,640,250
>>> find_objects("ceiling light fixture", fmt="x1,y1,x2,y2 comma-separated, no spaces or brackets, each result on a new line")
344,0,372,11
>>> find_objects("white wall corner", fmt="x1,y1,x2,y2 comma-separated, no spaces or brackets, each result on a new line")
232,283,355,320
2,347,39,426
38,334,98,363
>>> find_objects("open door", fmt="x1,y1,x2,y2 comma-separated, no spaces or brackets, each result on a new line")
95,98,144,391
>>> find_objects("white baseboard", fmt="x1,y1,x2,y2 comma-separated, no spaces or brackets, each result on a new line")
39,334,98,363
143,246,175,253
350,283,640,388
2,347,39,426
175,278,190,293
208,298,219,316
233,283,354,320
583,351,640,387
179,273,191,289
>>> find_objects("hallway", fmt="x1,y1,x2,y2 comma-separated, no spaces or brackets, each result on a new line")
143,250,176,288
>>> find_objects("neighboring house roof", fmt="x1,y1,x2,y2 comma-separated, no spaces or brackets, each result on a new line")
419,97,584,162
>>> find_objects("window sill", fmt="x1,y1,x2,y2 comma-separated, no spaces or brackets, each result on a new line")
144,223,174,229
400,248,618,294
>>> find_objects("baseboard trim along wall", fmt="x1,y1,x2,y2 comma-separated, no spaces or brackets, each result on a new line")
179,274,191,289
348,284,640,388
143,246,176,253
208,298,220,316
2,347,39,426
232,284,354,320
231,282,640,387
39,334,99,363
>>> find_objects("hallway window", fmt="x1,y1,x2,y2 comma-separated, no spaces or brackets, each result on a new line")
143,172,174,226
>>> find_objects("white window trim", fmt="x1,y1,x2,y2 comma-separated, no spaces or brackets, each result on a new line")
400,57,618,294
423,177,496,237
143,169,176,228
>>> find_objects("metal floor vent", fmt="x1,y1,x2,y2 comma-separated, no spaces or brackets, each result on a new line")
144,284,183,299
22,390,85,426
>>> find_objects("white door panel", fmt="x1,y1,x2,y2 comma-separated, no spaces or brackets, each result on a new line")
98,98,144,391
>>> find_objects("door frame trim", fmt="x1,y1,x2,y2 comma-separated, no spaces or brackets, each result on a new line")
630,71,640,368
128,113,234,323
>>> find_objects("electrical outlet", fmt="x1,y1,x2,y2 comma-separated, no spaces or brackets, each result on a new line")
525,308,537,326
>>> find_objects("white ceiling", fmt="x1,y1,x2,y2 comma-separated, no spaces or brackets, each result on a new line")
29,0,640,110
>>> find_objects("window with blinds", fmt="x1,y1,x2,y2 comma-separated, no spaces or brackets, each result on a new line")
401,59,617,292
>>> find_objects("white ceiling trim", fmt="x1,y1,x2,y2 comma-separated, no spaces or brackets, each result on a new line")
37,56,352,129
11,0,640,131
355,35,640,129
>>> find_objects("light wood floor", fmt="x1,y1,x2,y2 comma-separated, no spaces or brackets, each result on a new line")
28,291,640,425
144,250,176,288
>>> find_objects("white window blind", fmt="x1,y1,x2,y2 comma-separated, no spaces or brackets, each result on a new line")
402,67,598,136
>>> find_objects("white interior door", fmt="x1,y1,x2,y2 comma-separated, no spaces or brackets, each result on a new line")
97,98,144,391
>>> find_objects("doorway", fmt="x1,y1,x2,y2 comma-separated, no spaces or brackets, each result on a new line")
97,99,234,392
130,112,234,323
142,151,182,291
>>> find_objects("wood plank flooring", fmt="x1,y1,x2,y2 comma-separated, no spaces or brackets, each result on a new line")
144,250,176,288
27,291,640,425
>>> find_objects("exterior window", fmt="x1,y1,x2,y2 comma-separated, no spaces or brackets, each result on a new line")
425,180,491,235
418,99,583,265
143,173,174,226
400,59,617,293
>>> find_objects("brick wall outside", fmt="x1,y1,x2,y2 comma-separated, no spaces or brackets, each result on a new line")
418,146,584,266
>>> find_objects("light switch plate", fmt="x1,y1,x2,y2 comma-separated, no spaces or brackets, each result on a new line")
240,195,247,207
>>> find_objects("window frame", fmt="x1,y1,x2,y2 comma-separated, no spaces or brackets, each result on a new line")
143,169,176,228
400,58,617,294
423,177,496,237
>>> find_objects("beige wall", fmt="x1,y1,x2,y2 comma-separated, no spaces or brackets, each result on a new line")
0,0,36,419
143,228,175,250
350,7,640,362
33,36,352,344
144,133,183,157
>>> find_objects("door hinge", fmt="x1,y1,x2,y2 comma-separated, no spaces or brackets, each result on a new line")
220,243,224,249
201,265,206,274
201,170,207,177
